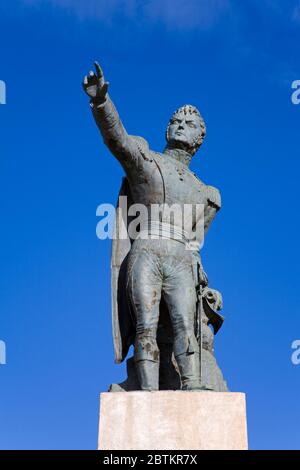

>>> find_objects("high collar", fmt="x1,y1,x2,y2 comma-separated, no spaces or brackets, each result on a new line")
163,146,192,166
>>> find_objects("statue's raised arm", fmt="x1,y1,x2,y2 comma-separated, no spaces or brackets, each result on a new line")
82,61,140,168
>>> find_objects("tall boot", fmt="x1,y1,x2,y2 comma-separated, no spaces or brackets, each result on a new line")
175,352,202,390
135,359,159,391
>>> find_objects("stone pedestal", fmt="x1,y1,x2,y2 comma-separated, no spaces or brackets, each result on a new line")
98,391,248,450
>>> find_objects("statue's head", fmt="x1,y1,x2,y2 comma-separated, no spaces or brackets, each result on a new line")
166,104,206,156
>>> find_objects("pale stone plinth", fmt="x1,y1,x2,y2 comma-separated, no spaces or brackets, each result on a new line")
98,391,248,450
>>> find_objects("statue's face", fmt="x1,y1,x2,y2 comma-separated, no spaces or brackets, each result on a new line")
167,111,202,151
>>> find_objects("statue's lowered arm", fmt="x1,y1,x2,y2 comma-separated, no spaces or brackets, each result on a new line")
82,61,140,168
204,185,221,234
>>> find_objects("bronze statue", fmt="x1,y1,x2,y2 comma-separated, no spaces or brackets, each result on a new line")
83,62,227,392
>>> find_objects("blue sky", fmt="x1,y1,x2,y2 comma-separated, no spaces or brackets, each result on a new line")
0,0,300,450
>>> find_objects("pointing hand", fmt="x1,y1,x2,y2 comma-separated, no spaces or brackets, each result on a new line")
82,61,109,103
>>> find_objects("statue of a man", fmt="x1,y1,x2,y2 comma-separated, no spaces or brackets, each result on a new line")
83,62,227,392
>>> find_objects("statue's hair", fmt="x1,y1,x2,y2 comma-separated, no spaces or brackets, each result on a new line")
166,104,206,155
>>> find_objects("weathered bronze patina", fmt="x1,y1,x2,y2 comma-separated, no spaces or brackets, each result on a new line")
83,62,227,392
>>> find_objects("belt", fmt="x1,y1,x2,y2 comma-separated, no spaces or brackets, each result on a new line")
136,221,199,250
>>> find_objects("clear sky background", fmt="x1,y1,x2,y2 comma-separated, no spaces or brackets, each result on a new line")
0,0,300,450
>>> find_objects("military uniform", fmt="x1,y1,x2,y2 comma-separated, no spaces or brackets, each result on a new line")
91,96,221,391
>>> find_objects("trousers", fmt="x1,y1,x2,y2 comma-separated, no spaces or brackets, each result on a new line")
126,238,199,364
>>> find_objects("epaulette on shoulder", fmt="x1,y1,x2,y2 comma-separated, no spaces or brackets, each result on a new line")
206,185,221,210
